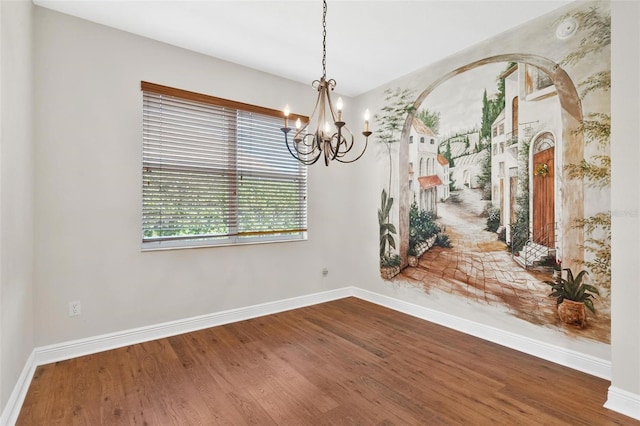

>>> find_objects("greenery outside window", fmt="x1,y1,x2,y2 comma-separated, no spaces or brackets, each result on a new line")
141,81,308,249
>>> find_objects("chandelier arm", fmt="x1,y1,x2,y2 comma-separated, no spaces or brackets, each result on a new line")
323,135,338,161
337,126,355,152
334,130,343,161
284,133,306,161
285,132,322,165
295,134,322,159
334,136,369,163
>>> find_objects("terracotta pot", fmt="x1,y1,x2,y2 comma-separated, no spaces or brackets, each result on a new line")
558,299,586,328
408,256,419,267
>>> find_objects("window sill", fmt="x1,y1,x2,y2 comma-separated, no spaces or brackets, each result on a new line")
525,85,556,101
141,234,307,252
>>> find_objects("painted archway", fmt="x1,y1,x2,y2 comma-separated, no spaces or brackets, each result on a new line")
396,54,583,271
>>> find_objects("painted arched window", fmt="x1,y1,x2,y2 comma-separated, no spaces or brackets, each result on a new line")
533,132,555,153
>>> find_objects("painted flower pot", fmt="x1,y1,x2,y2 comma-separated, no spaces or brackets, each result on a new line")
408,256,419,267
558,299,587,328
380,266,401,280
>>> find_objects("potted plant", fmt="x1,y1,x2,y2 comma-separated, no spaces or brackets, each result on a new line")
553,259,562,279
544,268,599,328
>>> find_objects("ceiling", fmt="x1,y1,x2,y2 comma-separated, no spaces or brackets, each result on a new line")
33,0,572,97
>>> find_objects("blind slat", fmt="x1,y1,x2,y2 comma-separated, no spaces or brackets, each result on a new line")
142,86,307,246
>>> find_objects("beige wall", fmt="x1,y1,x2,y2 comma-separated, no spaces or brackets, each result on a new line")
32,7,357,346
0,0,35,411
1,0,638,419
610,0,640,399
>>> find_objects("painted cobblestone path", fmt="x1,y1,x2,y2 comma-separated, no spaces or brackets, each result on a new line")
399,187,610,343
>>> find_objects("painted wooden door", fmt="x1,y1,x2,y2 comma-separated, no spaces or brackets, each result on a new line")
533,147,554,246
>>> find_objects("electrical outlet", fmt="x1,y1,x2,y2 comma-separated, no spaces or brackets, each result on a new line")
322,267,329,277
69,301,81,317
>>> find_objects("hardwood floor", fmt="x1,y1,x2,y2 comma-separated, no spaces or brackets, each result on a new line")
17,297,636,425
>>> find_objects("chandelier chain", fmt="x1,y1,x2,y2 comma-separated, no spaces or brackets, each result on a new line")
322,0,327,79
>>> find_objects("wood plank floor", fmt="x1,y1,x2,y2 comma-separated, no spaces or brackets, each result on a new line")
17,297,637,425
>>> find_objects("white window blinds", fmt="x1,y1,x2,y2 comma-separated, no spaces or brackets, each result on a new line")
141,82,307,248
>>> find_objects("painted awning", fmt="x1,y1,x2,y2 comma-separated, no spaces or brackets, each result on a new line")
418,175,443,189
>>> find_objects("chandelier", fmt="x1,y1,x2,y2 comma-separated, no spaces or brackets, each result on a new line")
281,0,371,166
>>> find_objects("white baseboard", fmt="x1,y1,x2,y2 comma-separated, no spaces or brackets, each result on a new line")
0,351,36,426
2,286,637,424
605,386,640,421
35,287,352,366
352,287,612,380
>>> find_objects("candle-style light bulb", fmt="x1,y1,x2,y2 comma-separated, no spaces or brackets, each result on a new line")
295,118,301,129
283,104,290,128
336,97,343,122
364,109,370,132
324,121,330,136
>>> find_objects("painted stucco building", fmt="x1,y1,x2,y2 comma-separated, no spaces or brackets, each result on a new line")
490,63,563,259
408,118,449,214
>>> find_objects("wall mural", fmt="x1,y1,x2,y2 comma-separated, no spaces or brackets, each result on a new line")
377,2,611,344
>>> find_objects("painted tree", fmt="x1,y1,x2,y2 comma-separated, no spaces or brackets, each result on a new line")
478,63,512,199
442,140,454,167
379,189,398,265
476,147,492,200
511,139,531,253
375,88,416,268
561,5,611,288
375,88,416,196
559,6,610,67
416,108,441,135
565,113,610,187
480,89,492,141
480,63,512,142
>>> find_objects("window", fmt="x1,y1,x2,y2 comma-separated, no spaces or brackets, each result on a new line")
498,124,504,135
525,65,553,94
430,138,435,145
492,127,498,138
409,135,414,144
420,137,425,143
141,81,308,249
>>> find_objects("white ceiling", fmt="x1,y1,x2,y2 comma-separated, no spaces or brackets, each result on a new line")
33,0,572,97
